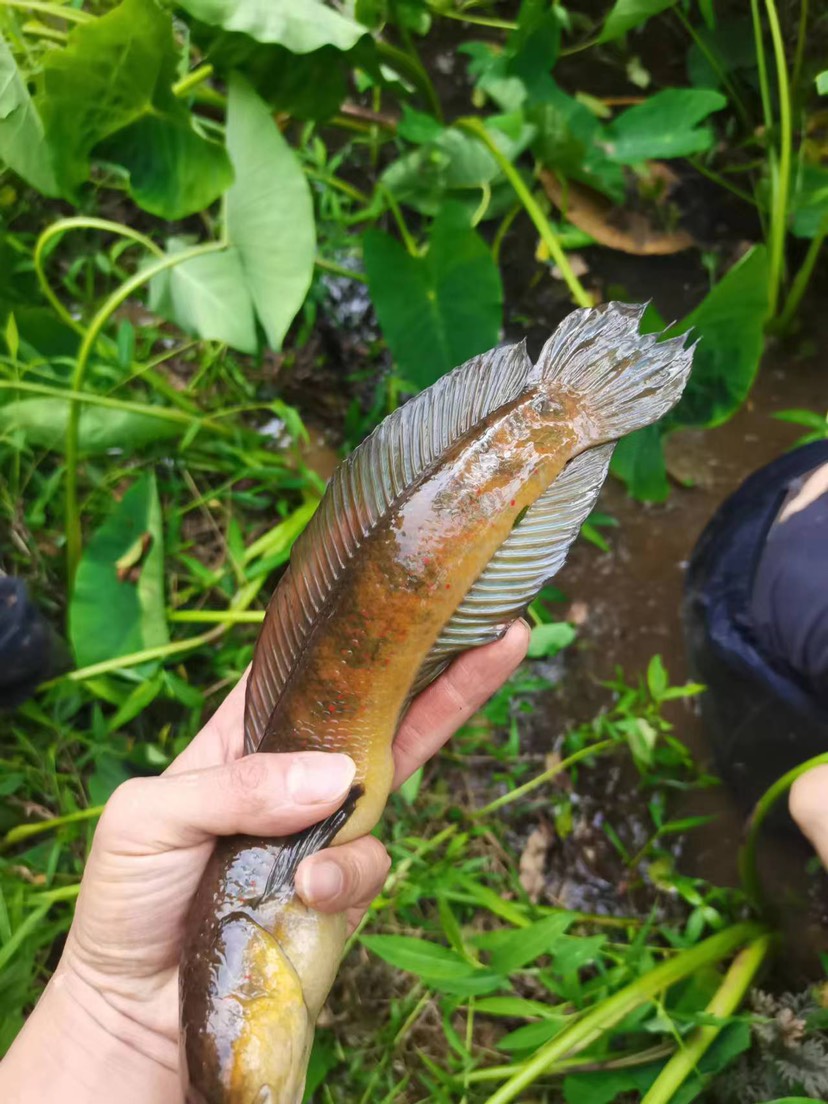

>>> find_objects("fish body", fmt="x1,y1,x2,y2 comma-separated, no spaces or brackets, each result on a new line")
180,304,694,1102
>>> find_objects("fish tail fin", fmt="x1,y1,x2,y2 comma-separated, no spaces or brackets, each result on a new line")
533,301,694,442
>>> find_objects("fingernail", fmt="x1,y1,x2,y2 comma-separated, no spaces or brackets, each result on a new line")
302,860,344,905
288,754,355,805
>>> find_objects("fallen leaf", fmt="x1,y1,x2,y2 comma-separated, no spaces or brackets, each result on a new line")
519,822,553,902
539,167,695,256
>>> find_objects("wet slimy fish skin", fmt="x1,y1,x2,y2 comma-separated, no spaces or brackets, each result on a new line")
180,303,694,1103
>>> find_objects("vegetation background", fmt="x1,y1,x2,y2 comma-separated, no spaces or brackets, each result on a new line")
1,0,828,1101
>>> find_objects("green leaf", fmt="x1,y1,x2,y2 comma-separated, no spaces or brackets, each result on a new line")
148,239,257,353
529,86,625,201
606,89,727,162
598,0,678,44
361,935,478,980
647,655,668,699
37,0,231,217
499,1017,568,1051
70,472,169,668
0,34,58,194
668,245,769,428
0,398,183,455
177,0,368,53
97,112,233,221
488,914,573,974
817,70,828,95
527,621,576,658
225,75,315,350
475,996,560,1018
610,424,669,502
563,1063,661,1104
363,204,503,389
87,752,131,804
789,164,828,239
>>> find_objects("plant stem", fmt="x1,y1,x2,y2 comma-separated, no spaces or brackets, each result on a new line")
1,805,104,849
64,241,225,586
0,378,219,432
457,118,592,309
739,750,828,904
437,8,517,30
376,39,442,121
465,1043,676,1084
688,158,758,208
775,215,828,333
33,217,164,334
172,63,214,98
674,8,751,130
381,184,420,257
315,256,369,284
482,923,767,1104
0,905,51,973
791,0,809,106
749,0,774,135
640,934,772,1104
474,739,615,816
762,0,793,319
0,0,91,22
168,610,265,624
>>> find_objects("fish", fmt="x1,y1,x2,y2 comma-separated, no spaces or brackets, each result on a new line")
179,302,694,1103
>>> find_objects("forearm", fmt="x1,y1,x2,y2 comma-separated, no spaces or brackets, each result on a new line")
0,966,181,1104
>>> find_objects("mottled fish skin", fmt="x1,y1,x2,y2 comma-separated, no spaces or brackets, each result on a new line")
180,303,694,1103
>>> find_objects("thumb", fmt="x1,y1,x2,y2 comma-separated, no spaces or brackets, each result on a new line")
95,752,356,854
789,764,828,866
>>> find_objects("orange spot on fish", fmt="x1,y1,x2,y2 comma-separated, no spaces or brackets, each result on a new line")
510,499,516,506
328,704,336,714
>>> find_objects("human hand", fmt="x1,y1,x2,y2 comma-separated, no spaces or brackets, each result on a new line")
790,764,828,866
0,620,529,1103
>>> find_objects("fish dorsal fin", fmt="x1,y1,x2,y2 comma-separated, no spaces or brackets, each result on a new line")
245,341,534,753
410,442,615,697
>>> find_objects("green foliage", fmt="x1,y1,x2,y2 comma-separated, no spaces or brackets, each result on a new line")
0,35,58,195
605,89,727,162
363,204,503,389
179,0,369,53
597,0,679,44
69,472,168,667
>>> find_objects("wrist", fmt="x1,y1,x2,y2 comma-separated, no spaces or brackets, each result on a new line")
0,963,181,1103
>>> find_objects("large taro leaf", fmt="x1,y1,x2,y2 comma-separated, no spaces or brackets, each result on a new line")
0,34,58,194
610,424,670,503
37,0,231,218
148,78,315,351
70,472,169,668
363,203,503,389
605,89,727,163
148,238,257,353
667,244,769,429
597,0,678,44
177,0,368,53
225,74,315,349
0,398,183,455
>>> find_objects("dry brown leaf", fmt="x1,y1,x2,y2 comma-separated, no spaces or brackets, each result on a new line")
519,822,553,902
539,168,695,256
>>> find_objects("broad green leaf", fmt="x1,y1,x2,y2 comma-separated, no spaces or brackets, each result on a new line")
0,34,58,194
527,621,576,658
606,89,727,162
529,86,625,201
87,752,132,804
563,1063,661,1104
598,0,678,44
789,164,828,239
177,0,368,53
70,472,169,667
0,398,183,455
363,204,503,389
148,238,257,352
610,424,669,502
817,70,828,95
488,914,573,974
38,0,231,217
498,1017,568,1051
361,935,478,980
668,245,769,428
382,118,535,217
462,0,561,109
687,19,757,90
97,113,233,220
225,75,315,350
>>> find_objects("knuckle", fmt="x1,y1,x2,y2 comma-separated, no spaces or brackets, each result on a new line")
97,777,145,840
230,754,271,799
